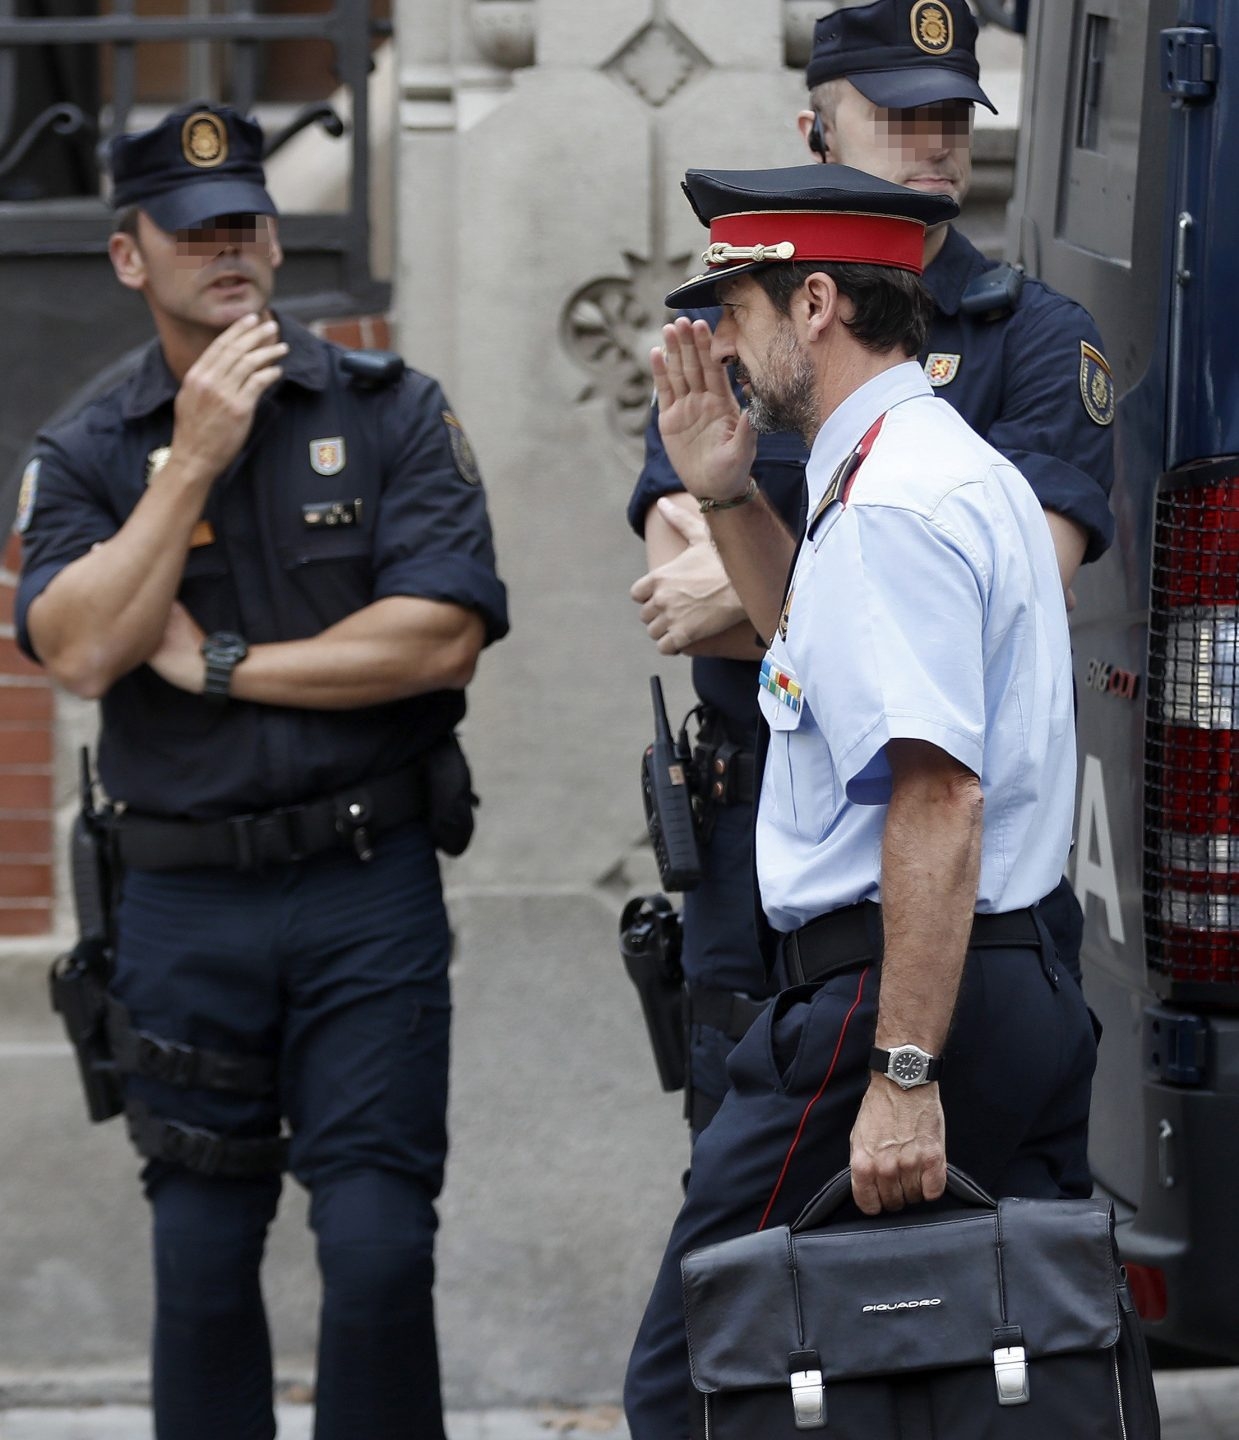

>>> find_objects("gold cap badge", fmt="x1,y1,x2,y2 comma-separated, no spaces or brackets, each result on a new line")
181,112,228,169
911,1,954,55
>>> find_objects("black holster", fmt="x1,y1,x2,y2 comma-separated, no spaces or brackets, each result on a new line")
52,752,123,1123
619,894,686,1092
50,936,123,1123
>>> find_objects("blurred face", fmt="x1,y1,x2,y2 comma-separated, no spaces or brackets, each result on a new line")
713,276,820,442
807,80,973,206
111,211,282,333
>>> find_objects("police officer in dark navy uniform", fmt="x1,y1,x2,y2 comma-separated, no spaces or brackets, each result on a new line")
625,159,1098,1440
14,103,507,1440
628,0,1114,1139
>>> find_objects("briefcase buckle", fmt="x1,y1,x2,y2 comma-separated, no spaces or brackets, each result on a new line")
993,1345,1030,1406
788,1356,827,1430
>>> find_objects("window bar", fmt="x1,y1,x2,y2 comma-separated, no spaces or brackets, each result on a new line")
108,0,138,141
227,0,257,114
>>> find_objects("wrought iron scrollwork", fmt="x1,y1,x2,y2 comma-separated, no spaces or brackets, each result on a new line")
0,102,94,182
262,103,347,161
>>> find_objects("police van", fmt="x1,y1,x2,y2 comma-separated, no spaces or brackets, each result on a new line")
1004,0,1239,1360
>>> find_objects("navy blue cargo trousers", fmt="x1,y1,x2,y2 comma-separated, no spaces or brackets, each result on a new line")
111,821,451,1440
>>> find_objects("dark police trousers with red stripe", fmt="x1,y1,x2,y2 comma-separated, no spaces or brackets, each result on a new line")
622,902,1098,1440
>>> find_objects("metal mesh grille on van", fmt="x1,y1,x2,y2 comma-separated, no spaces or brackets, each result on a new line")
1144,470,1239,992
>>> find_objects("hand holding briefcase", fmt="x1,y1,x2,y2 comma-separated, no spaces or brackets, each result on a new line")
681,1165,1159,1439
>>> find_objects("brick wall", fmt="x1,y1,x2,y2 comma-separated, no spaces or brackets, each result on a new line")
0,313,391,938
0,532,54,936
310,313,392,351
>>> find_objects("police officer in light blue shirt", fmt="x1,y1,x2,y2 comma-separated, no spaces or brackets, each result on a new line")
623,162,1097,1440
758,361,1076,932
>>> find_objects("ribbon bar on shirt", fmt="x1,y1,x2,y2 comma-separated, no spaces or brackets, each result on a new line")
704,210,927,274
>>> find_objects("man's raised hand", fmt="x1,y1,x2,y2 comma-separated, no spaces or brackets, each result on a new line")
650,318,757,505
171,314,289,483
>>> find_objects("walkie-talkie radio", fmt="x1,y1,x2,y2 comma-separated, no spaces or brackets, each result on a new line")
641,676,703,891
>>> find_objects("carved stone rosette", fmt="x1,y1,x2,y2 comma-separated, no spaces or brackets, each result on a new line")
560,252,694,452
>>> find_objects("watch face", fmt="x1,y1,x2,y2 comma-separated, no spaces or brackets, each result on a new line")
890,1047,929,1085
206,632,248,663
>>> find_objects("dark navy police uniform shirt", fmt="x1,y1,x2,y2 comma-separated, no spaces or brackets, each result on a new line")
16,315,509,820
628,225,1115,740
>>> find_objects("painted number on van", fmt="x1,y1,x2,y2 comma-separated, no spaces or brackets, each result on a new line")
1074,754,1126,945
1084,657,1141,701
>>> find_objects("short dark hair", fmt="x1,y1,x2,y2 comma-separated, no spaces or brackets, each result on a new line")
113,205,141,238
752,260,932,357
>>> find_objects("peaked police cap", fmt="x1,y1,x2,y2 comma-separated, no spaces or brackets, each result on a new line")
665,162,958,308
108,102,277,232
806,0,996,114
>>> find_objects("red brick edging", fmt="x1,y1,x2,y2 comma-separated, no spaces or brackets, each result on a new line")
0,531,54,936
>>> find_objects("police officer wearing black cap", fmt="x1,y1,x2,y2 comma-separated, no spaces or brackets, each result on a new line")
14,103,508,1440
628,0,1113,1142
623,160,1097,1439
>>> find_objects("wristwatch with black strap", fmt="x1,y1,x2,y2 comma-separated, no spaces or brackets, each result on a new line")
869,1044,943,1090
201,631,249,701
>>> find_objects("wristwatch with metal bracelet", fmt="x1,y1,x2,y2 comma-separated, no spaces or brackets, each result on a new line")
201,631,249,701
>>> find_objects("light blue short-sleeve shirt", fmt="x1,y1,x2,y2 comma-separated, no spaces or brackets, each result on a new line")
756,361,1075,934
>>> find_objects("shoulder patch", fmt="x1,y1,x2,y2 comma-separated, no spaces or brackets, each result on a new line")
924,353,961,387
443,411,482,485
1079,342,1116,426
14,458,39,535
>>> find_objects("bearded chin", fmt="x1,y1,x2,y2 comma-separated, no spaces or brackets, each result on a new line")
747,374,818,443
746,392,782,435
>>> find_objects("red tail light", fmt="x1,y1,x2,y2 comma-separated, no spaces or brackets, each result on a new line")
1144,464,1239,996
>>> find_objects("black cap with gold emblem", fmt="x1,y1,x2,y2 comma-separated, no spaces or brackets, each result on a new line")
108,102,277,232
806,0,996,114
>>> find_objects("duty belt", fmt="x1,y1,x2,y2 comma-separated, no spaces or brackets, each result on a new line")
783,901,1042,986
111,763,428,871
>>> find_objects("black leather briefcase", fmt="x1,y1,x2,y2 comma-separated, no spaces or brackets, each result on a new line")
681,1166,1159,1439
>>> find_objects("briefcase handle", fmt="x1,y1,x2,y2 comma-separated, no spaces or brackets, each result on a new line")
792,1163,998,1232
